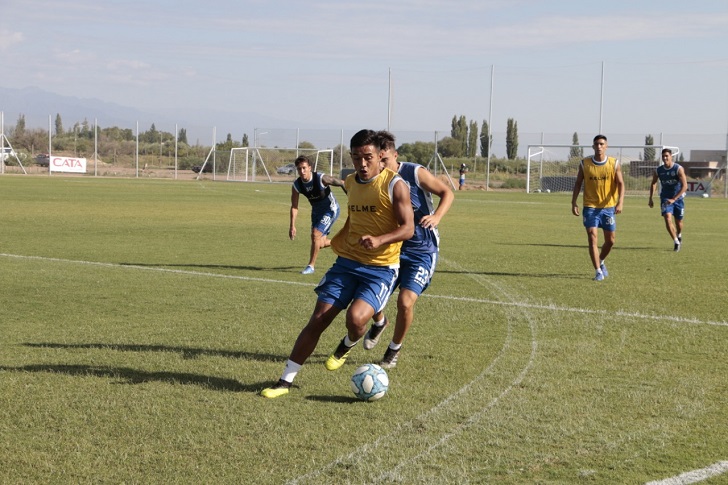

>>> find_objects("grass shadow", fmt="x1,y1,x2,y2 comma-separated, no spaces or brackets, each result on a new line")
24,342,284,362
0,363,266,393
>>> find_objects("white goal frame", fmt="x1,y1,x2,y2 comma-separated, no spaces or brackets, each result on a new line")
526,144,680,195
227,147,335,182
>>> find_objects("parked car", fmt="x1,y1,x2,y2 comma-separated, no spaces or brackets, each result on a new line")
35,153,50,167
1,146,18,164
277,163,296,175
192,163,212,173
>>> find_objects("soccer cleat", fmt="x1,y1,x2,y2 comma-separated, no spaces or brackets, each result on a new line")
260,379,292,399
593,271,605,282
363,317,388,350
674,242,681,252
600,262,608,278
301,265,315,275
325,338,354,371
380,346,400,369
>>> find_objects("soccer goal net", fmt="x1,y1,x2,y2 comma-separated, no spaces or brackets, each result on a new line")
526,144,680,195
227,147,335,182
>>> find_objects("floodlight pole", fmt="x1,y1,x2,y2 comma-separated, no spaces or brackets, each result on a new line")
486,64,494,191
387,67,392,131
599,61,605,134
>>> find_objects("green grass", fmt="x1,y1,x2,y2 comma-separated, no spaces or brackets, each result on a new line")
0,176,726,484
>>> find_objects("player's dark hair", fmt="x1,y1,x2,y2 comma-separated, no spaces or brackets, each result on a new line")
350,129,379,150
661,148,672,155
593,134,607,143
375,130,397,151
294,155,311,166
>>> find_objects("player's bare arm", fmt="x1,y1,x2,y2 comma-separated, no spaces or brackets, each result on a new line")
615,163,625,214
417,168,454,229
289,187,300,240
648,171,659,207
321,174,345,189
571,165,584,216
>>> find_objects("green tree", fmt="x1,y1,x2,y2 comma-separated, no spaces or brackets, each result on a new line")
468,120,478,158
398,141,435,165
506,118,518,160
14,114,26,138
479,120,491,158
569,132,583,160
450,115,467,157
644,134,655,162
55,113,64,136
437,137,463,158
242,134,249,147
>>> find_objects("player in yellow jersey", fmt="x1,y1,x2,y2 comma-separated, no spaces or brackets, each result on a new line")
571,134,625,281
261,130,414,398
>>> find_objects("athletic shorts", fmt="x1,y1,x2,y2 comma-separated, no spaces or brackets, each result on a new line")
315,257,399,313
661,197,685,220
582,206,616,232
395,250,438,296
311,206,339,236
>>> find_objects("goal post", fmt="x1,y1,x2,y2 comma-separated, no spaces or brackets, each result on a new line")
526,144,680,195
227,147,337,182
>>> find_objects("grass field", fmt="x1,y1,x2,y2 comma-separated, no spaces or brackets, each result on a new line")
0,176,726,484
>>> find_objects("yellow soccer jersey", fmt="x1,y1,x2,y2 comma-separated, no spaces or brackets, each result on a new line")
581,156,619,208
331,168,404,267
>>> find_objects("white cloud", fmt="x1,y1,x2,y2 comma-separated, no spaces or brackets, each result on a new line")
0,29,24,50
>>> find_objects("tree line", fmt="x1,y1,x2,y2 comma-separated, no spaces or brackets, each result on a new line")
3,112,676,170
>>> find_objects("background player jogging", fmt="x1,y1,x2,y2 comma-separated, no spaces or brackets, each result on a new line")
289,155,346,274
649,148,687,251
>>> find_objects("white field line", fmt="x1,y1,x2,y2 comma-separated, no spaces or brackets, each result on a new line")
645,461,728,485
4,252,726,482
287,256,539,484
1,252,725,328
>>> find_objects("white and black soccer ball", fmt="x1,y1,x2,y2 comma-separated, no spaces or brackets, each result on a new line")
351,363,389,401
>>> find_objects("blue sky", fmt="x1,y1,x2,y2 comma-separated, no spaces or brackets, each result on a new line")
1,0,727,148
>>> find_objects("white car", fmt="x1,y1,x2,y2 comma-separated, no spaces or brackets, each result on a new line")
277,163,296,175
1,146,18,163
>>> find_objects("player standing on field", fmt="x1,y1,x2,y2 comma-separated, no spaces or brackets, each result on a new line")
261,129,414,398
289,155,346,275
571,134,625,281
352,130,454,369
649,148,687,251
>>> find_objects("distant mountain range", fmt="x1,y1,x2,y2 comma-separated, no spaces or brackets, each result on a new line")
0,86,308,144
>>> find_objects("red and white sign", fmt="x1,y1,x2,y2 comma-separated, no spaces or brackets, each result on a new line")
685,180,710,197
50,156,87,173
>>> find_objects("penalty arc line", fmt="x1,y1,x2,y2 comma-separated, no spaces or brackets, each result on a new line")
1,252,725,329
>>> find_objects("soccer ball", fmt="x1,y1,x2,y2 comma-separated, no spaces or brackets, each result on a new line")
702,193,709,198
350,364,389,401
545,189,551,193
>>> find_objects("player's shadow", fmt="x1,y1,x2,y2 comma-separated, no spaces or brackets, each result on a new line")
24,342,283,362
0,363,266,393
119,262,302,273
305,395,360,403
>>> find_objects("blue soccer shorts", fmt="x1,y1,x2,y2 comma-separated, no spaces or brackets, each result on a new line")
396,250,438,296
661,197,685,220
582,206,616,232
315,257,399,313
312,206,339,236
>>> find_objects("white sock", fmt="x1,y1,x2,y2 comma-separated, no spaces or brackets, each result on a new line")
600,259,605,266
674,238,680,244
388,342,402,351
343,335,359,347
281,359,302,384
372,317,386,327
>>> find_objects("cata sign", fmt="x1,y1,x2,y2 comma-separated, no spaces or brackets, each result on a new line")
50,156,87,173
